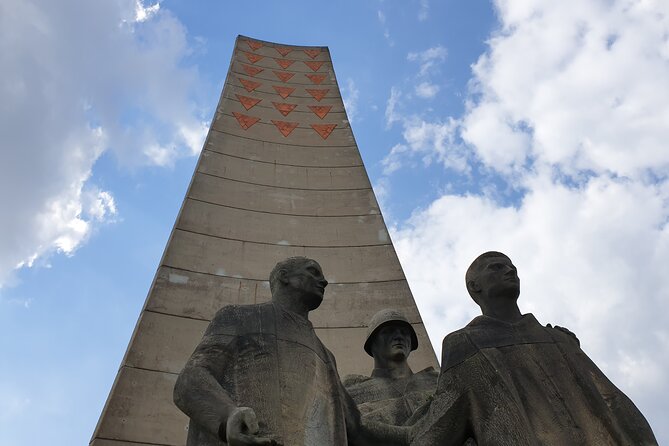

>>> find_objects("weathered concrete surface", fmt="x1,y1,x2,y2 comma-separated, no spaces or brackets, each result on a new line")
91,35,438,446
93,367,187,445
178,199,390,246
199,150,369,189
204,132,362,167
189,172,380,216
147,267,422,326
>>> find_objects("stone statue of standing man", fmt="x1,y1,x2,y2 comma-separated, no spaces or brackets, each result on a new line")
174,256,408,446
411,251,658,445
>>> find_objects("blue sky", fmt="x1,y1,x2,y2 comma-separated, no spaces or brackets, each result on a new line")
1,0,668,444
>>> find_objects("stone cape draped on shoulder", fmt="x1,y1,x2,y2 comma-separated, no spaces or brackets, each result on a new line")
178,302,349,446
411,314,657,446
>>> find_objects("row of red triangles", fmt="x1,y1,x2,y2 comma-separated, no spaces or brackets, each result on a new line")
232,112,337,140
244,40,322,60
236,94,332,119
241,53,325,72
241,65,326,84
239,78,329,101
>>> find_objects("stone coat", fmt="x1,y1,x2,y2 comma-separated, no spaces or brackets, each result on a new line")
344,367,438,425
411,314,658,446
174,302,350,446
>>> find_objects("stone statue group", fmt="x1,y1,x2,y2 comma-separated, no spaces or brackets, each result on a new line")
174,252,658,445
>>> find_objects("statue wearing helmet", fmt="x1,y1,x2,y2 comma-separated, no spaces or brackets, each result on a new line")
343,309,438,426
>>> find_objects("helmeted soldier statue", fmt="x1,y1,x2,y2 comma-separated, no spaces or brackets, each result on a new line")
344,309,438,426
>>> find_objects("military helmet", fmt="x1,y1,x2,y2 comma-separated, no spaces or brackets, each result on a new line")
363,308,418,356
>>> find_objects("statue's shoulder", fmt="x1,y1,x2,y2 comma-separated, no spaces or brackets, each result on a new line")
440,324,481,372
342,373,372,388
206,302,275,336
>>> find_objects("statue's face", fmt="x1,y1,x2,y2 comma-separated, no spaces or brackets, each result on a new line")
371,323,413,363
475,256,520,300
284,260,328,310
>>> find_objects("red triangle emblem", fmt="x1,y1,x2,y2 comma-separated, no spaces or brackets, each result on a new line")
305,73,326,84
272,85,295,99
232,112,260,130
246,40,263,51
275,46,292,57
308,105,332,119
303,49,320,59
272,102,297,116
311,124,336,139
239,78,262,92
243,52,264,64
306,88,329,101
273,71,295,82
241,64,264,77
274,58,295,69
236,94,262,111
272,120,299,137
304,61,324,72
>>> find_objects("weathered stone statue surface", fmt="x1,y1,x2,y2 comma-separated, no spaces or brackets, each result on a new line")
411,251,658,446
174,256,407,446
344,309,438,425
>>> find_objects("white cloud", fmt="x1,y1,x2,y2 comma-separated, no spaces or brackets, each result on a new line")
377,9,394,46
385,87,402,128
461,0,669,179
418,0,429,21
342,78,360,124
0,0,205,287
408,45,447,76
415,81,440,98
393,175,669,441
134,0,160,23
383,0,669,441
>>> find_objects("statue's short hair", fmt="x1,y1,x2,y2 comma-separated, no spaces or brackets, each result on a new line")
269,256,312,294
465,251,511,297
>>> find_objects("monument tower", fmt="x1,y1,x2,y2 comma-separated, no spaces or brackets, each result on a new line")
91,36,437,446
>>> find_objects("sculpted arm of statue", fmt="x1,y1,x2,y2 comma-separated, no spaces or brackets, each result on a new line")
338,378,411,446
174,309,280,446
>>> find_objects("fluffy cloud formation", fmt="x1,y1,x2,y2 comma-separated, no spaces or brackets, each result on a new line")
392,174,669,440
415,81,440,98
342,78,360,124
0,0,206,287
384,0,669,441
407,45,447,76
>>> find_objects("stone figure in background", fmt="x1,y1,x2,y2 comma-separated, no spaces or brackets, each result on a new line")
174,256,408,446
344,309,438,425
411,251,658,445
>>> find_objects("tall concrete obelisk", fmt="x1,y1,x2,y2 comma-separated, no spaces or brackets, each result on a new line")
91,36,437,446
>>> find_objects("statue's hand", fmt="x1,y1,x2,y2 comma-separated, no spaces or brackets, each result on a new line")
226,407,281,446
546,323,580,346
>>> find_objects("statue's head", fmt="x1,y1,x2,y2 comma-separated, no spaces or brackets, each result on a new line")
465,251,520,306
364,309,418,363
269,256,328,311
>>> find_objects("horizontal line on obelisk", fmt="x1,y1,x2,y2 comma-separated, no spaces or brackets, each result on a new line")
220,96,347,114
209,127,358,148
225,81,339,97
229,69,337,87
142,308,423,327
230,60,334,76
171,227,393,249
217,111,351,132
184,197,380,218
158,265,409,286
203,147,364,169
195,170,371,192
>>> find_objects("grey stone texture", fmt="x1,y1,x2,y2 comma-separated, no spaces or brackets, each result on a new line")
91,35,437,446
